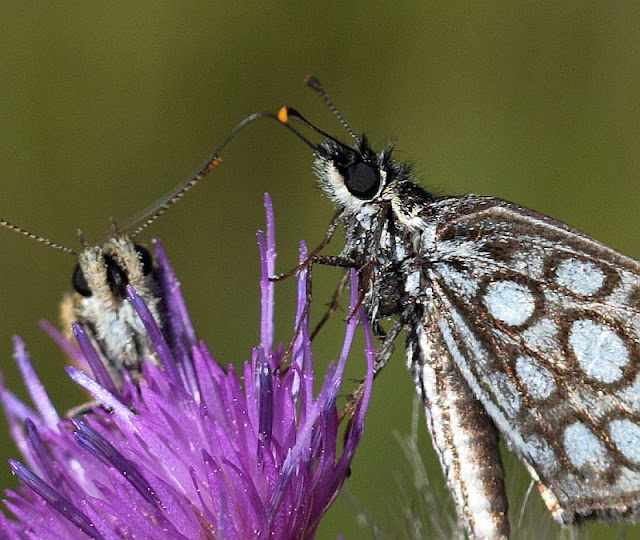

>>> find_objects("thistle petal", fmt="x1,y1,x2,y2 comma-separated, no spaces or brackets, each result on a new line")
1,194,374,539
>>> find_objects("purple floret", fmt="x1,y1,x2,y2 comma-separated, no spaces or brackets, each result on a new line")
1,194,374,539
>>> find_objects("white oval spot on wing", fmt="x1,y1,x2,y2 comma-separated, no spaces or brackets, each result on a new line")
610,419,640,464
569,320,629,383
515,356,555,400
521,318,559,356
563,421,609,470
483,281,535,326
555,258,606,295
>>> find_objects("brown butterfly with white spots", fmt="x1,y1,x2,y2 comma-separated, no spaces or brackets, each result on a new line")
274,77,640,540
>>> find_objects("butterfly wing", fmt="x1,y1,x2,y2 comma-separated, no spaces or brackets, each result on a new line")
424,195,640,524
405,301,510,539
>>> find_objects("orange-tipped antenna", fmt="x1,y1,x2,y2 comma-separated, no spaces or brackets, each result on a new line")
125,111,312,237
126,154,223,238
0,218,77,255
4,84,345,247
278,106,351,152
305,75,357,141
2,95,326,249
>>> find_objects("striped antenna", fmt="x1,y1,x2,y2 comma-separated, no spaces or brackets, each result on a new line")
305,75,358,141
124,111,309,238
0,218,77,255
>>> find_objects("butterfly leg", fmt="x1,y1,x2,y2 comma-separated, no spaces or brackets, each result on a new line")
311,269,350,339
269,211,343,283
406,304,510,540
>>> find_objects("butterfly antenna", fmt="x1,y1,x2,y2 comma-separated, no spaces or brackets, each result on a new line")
125,111,311,238
125,154,223,238
77,229,89,247
305,75,358,141
277,106,351,153
109,217,120,235
0,218,77,255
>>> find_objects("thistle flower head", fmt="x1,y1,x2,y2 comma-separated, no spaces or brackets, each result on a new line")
1,194,374,539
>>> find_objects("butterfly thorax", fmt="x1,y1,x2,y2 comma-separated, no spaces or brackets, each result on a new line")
314,137,438,320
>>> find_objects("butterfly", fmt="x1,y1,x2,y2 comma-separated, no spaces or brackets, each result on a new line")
274,77,640,540
1,158,221,385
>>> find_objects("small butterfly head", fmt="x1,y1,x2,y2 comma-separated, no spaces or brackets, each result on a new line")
65,234,160,379
73,236,154,305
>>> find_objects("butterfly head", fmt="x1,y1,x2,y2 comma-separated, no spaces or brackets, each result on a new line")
72,236,155,304
62,233,161,380
312,136,392,215
277,92,426,220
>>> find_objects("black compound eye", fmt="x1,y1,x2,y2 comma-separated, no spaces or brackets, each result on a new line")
135,245,153,275
72,263,92,297
344,162,381,199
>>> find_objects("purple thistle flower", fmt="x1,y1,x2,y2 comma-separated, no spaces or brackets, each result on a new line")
0,194,375,539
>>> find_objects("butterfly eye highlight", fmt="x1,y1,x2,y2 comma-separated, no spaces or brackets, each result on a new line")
344,162,381,199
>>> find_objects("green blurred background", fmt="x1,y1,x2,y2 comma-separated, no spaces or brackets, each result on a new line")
1,3,640,539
